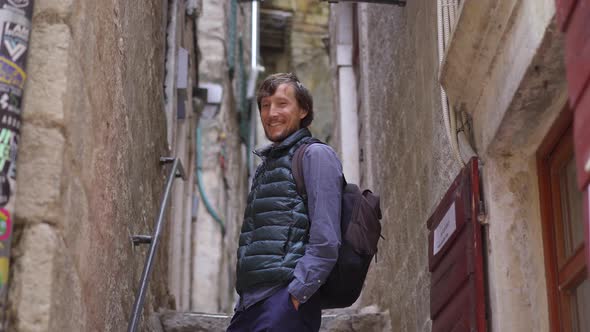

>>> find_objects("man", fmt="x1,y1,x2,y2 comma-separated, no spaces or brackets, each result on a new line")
227,73,343,332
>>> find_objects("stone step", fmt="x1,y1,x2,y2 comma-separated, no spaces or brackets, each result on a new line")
156,306,392,332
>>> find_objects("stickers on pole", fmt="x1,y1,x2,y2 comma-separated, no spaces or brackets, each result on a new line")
0,1,31,210
0,1,33,325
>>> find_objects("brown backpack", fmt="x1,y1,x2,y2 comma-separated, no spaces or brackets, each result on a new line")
292,141,383,309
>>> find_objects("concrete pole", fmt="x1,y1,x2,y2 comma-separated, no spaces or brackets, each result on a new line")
165,0,182,310
172,115,188,310
335,4,360,185
0,1,34,328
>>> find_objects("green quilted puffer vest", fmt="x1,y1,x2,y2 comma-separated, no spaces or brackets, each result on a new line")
235,128,313,293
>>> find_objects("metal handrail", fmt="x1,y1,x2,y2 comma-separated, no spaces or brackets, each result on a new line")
127,157,186,332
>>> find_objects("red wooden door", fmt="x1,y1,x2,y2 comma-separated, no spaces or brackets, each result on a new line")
556,0,590,270
427,158,486,332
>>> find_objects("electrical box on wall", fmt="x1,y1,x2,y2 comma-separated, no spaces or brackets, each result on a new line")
427,158,487,332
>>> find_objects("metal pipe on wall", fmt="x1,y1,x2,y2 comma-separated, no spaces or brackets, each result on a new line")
248,0,260,183
335,3,360,185
251,0,258,70
0,2,35,330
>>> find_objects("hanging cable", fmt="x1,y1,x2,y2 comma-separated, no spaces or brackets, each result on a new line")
437,0,476,166
196,123,226,235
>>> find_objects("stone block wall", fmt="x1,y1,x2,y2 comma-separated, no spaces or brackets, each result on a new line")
10,1,171,331
343,2,460,330
260,0,333,143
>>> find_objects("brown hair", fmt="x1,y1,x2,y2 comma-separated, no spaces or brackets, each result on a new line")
256,73,314,128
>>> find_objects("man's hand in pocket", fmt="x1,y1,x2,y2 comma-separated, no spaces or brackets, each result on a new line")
290,295,300,311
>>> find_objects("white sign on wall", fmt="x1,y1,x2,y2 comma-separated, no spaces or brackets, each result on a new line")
433,201,456,255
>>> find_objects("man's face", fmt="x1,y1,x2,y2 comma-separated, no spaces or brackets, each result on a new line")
260,83,308,143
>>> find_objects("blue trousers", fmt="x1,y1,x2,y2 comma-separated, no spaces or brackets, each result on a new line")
226,287,321,332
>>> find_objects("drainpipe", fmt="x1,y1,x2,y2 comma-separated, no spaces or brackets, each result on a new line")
250,1,259,75
335,3,360,185
0,1,35,330
247,0,261,182
165,0,179,150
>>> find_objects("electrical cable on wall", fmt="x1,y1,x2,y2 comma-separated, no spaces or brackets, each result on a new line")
437,0,477,166
196,123,226,235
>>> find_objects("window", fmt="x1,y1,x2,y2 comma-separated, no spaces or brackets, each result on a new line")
538,111,589,332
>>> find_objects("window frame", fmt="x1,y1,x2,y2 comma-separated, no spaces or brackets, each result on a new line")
537,106,588,332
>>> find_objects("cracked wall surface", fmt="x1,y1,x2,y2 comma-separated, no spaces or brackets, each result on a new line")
10,1,171,331
333,0,567,331
342,1,459,330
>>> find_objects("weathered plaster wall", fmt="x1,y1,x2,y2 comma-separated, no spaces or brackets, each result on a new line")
466,1,566,330
346,0,566,331
347,1,460,330
194,0,249,313
11,1,171,331
168,1,199,312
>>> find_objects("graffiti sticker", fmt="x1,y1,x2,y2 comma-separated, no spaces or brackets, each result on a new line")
6,0,28,9
0,91,19,115
0,56,24,89
0,82,22,98
0,113,20,131
0,209,9,241
0,128,15,174
0,175,9,207
1,22,28,61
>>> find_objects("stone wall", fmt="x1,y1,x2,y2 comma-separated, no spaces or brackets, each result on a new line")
330,0,567,331
260,0,333,143
333,1,460,330
451,1,565,330
10,0,172,331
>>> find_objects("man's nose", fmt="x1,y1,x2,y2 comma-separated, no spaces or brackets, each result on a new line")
268,104,279,118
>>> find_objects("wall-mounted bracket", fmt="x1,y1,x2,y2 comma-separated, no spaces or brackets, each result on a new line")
323,0,406,6
160,157,187,180
131,235,153,246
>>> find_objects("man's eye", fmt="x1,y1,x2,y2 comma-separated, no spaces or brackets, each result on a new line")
262,104,270,108
279,102,287,106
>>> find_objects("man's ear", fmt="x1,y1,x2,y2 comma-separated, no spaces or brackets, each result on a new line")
299,108,309,120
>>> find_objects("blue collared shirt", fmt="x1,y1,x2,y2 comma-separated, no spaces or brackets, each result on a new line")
236,143,343,310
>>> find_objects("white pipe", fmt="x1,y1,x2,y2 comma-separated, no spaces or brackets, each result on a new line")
336,4,360,184
165,0,178,150
247,1,262,99
248,1,260,185
251,1,259,70
338,67,360,185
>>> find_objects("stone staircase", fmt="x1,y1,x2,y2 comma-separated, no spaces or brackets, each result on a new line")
152,306,392,332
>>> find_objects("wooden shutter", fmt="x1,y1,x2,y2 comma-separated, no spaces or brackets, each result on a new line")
427,158,487,332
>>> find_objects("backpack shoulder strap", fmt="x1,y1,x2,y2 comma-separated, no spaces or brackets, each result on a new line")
292,139,323,197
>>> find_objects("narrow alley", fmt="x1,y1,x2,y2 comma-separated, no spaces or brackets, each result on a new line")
0,0,588,331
